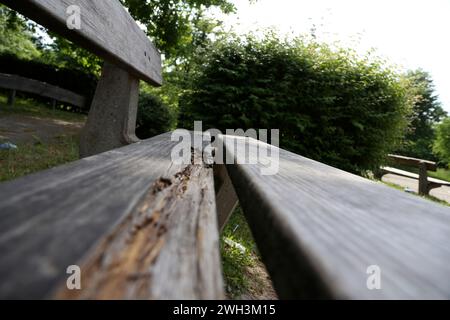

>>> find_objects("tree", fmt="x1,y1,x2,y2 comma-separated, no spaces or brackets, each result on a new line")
433,118,450,165
179,34,412,173
40,33,102,75
121,0,235,59
0,4,40,59
397,70,446,160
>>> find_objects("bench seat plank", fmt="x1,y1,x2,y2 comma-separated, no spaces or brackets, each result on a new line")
0,132,223,299
381,166,450,186
222,135,450,299
3,0,162,85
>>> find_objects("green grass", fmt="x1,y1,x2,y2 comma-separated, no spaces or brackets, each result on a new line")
221,207,256,298
0,134,80,182
220,206,276,299
429,168,450,182
0,94,86,122
0,94,82,181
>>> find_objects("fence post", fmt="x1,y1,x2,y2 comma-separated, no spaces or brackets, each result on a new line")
418,162,428,195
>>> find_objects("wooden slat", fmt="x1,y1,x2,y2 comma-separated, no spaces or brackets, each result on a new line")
2,0,162,85
388,154,437,171
382,166,450,186
0,73,86,107
221,135,450,299
0,132,223,299
381,166,421,180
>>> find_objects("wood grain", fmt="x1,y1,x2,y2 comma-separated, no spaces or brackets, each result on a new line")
0,132,223,299
2,0,162,85
0,73,86,107
221,135,450,299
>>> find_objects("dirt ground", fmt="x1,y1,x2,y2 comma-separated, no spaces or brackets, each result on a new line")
0,114,85,144
238,257,278,300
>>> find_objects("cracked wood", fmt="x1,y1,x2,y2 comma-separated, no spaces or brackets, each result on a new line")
56,152,223,299
0,132,223,299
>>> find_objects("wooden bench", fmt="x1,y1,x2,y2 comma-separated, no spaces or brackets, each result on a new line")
0,73,86,110
221,136,450,299
1,0,450,300
379,154,449,195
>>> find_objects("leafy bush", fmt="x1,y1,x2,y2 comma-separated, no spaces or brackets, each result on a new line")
179,35,412,173
433,118,450,165
136,93,176,139
0,5,41,60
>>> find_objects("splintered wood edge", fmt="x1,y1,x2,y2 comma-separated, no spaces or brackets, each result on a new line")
53,150,224,300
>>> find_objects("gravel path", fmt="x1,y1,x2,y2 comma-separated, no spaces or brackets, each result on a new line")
0,114,84,144
382,173,450,203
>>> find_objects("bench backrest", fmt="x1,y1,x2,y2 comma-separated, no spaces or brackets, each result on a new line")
388,154,437,171
3,0,162,85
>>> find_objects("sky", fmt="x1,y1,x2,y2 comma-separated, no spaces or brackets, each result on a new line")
210,0,450,112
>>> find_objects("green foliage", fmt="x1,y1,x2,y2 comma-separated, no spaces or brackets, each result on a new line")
40,34,102,75
121,0,235,59
135,93,176,139
180,34,412,173
397,70,446,160
433,117,450,165
0,5,41,59
221,207,257,298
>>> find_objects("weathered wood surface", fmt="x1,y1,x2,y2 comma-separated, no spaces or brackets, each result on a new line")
0,73,85,107
0,132,223,299
80,62,139,157
221,135,450,299
2,0,162,85
388,154,437,171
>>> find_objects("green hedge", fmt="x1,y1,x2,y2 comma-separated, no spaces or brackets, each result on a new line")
136,93,176,139
179,35,412,173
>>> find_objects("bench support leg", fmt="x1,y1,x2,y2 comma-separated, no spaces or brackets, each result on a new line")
7,89,16,107
80,62,139,157
418,162,428,195
214,164,239,232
